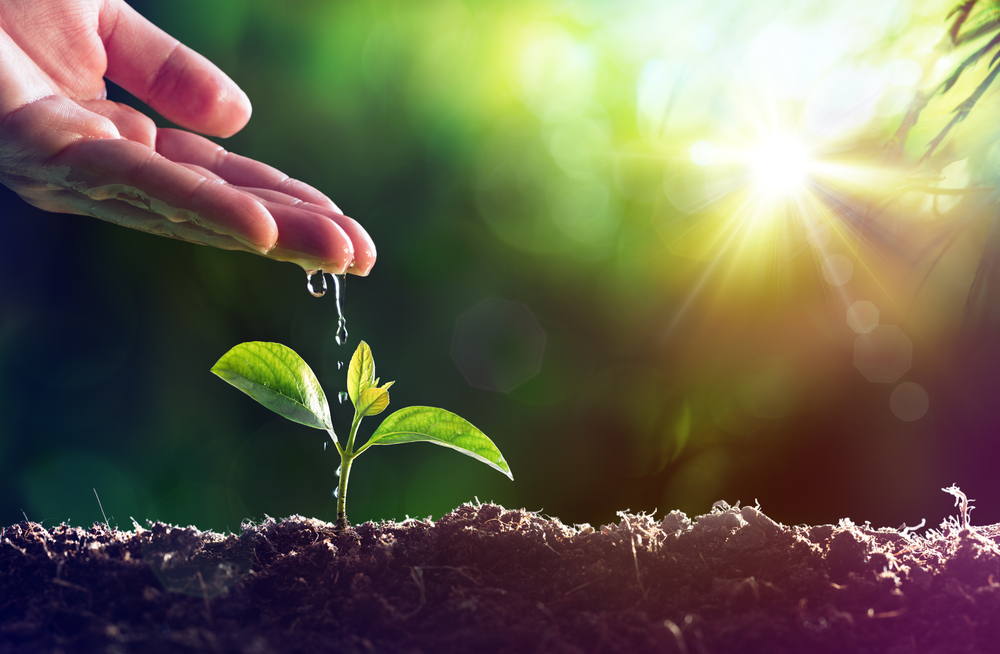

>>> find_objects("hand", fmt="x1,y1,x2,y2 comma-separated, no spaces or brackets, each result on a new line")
0,0,375,275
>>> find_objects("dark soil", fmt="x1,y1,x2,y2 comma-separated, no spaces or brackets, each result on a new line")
2,500,999,654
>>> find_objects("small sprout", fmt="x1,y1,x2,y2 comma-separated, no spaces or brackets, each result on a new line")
212,340,512,529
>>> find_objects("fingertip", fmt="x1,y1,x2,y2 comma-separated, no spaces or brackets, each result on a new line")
264,204,355,272
210,80,252,138
102,1,253,138
170,57,251,137
351,243,377,276
327,213,376,276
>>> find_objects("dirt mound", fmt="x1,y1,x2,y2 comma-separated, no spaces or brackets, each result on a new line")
2,499,999,653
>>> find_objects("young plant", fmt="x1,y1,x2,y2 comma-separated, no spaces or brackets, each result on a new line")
211,341,512,528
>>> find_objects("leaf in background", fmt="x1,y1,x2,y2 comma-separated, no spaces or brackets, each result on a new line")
357,382,393,417
366,406,512,479
211,342,332,431
347,341,376,407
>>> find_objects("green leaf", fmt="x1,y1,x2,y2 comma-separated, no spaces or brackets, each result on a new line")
365,406,512,480
358,386,390,417
211,342,332,431
347,341,376,407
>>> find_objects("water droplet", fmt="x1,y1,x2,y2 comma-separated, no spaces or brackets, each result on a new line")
307,269,327,297
332,488,339,498
338,391,349,404
337,361,343,370
332,273,348,345
305,270,348,343
335,464,342,477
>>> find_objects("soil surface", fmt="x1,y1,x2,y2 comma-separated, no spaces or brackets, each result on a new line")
2,500,999,653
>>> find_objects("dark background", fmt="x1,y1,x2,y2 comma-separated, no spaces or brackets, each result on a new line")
1,0,993,532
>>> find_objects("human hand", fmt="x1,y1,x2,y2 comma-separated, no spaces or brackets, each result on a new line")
0,0,375,275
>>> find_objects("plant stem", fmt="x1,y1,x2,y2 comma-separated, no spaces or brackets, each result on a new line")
335,412,365,530
335,452,353,530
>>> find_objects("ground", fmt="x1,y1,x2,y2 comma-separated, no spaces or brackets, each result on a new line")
2,499,999,653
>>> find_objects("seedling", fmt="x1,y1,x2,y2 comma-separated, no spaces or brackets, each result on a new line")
211,341,512,528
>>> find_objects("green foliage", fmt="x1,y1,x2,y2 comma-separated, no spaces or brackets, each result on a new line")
211,342,332,432
212,340,511,527
365,406,512,479
357,384,394,417
347,341,376,406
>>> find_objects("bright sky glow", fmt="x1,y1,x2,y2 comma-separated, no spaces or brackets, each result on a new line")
690,140,716,166
690,25,715,51
496,0,955,317
749,136,810,195
883,59,923,87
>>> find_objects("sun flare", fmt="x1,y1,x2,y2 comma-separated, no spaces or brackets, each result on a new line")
749,135,811,196
661,122,891,290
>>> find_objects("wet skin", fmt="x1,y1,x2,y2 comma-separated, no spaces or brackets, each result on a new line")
0,0,375,276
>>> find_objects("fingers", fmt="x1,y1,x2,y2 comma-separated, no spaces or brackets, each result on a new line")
40,134,369,273
0,96,121,186
176,162,225,181
98,0,251,137
22,186,266,253
78,100,157,148
236,187,377,275
51,136,278,251
155,129,338,210
155,128,376,273
22,182,359,273
262,202,356,273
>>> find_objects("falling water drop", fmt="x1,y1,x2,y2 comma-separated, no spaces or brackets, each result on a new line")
323,441,327,451
338,391,349,404
332,273,348,345
305,269,348,344
337,361,344,370
306,269,327,297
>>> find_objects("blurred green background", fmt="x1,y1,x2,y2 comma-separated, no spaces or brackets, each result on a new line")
4,0,1000,532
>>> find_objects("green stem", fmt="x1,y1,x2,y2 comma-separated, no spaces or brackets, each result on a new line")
346,412,363,454
335,412,364,530
335,451,353,530
329,430,343,457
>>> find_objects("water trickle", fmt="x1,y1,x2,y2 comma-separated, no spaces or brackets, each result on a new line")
306,269,327,297
305,269,348,345
331,273,348,345
338,391,349,404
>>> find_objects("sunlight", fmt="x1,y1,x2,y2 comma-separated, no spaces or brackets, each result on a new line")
749,135,811,196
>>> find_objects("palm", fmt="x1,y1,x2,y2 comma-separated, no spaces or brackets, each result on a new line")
0,0,375,275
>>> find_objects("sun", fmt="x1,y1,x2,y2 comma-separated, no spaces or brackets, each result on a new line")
749,135,811,196
663,119,893,284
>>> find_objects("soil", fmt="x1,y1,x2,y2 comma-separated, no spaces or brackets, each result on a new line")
2,500,999,654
